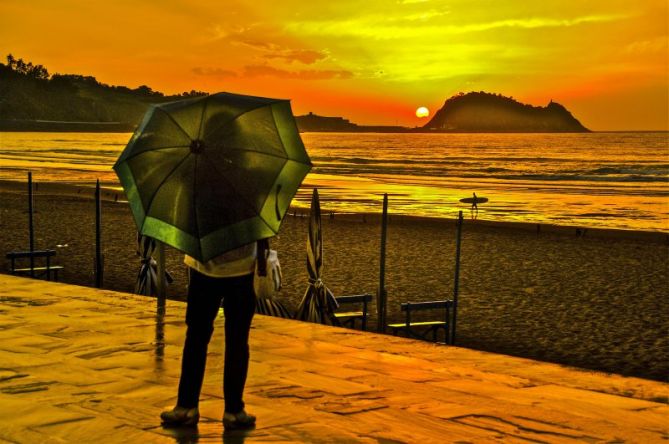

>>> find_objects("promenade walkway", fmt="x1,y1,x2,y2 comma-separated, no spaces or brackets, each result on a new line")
0,274,666,443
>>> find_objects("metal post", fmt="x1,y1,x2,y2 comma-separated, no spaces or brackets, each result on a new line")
28,172,35,277
155,245,166,366
451,211,463,345
155,292,166,366
95,179,103,288
377,193,388,333
156,241,166,300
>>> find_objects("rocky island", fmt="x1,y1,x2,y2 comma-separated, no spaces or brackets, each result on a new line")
423,92,589,132
298,93,589,133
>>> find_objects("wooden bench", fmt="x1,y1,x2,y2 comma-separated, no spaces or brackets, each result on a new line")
334,293,373,331
6,250,63,281
387,300,453,343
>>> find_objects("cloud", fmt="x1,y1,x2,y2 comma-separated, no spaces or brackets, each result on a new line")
286,13,629,40
236,38,277,51
233,38,328,65
201,24,253,43
242,64,353,80
264,49,328,65
192,67,238,78
623,37,668,55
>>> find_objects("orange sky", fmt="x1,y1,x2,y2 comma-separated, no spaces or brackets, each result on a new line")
1,0,667,130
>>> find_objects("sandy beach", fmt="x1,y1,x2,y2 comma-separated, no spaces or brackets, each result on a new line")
1,180,667,382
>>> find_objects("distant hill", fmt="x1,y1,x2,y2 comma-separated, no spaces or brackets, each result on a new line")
424,92,589,132
295,112,408,133
1,55,589,134
295,112,359,132
0,54,205,130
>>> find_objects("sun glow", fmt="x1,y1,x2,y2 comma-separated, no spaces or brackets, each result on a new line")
0,0,666,129
416,106,429,118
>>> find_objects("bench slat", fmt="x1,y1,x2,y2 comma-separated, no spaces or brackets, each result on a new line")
334,311,365,318
388,321,446,328
13,266,64,272
400,300,453,311
6,250,56,259
335,294,372,304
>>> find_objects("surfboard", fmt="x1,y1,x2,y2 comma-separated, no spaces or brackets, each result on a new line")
459,197,488,204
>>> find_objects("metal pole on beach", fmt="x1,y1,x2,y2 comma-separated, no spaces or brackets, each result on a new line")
156,241,166,300
451,211,463,345
28,172,35,277
377,193,388,333
95,179,103,288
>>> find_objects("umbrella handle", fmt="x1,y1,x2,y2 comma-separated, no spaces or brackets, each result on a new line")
275,184,282,221
257,239,269,276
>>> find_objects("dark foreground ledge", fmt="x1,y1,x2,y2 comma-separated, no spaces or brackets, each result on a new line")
0,275,666,443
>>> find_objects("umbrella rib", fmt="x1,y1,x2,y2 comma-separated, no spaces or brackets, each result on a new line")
158,107,195,142
197,97,209,140
142,152,193,232
118,145,189,164
224,147,290,162
202,101,281,139
222,153,286,231
207,159,265,219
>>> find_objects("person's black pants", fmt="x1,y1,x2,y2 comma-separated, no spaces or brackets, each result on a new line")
177,269,255,413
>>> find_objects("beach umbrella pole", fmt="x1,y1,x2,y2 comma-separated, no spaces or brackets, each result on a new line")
451,211,463,344
95,180,103,288
28,172,35,277
377,193,388,333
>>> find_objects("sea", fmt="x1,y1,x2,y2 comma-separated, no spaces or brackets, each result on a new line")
0,131,667,232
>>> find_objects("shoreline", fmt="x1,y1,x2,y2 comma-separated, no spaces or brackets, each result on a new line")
0,120,135,132
2,178,667,244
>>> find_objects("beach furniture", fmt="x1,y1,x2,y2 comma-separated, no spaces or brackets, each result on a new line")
387,300,453,343
334,293,373,331
6,249,63,281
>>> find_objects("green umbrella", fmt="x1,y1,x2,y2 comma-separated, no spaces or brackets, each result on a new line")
114,92,311,262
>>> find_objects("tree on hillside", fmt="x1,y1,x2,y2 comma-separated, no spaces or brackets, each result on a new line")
6,54,49,79
182,90,208,97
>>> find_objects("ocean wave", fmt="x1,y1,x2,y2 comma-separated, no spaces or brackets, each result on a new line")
313,164,668,183
589,165,669,175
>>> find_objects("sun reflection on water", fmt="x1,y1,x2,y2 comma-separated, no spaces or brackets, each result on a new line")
0,131,667,232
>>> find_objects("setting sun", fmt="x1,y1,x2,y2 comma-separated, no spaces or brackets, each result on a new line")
416,106,429,118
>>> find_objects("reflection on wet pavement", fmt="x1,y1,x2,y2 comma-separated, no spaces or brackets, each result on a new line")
0,274,667,443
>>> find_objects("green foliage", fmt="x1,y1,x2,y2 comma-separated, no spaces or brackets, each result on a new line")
6,54,49,79
0,54,209,127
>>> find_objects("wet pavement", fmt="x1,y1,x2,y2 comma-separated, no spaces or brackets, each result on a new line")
0,274,667,443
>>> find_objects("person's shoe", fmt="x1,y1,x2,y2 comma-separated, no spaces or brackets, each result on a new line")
223,410,256,430
160,406,200,426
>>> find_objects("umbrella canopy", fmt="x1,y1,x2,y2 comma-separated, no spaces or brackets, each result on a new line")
295,188,339,325
114,92,312,262
134,233,172,296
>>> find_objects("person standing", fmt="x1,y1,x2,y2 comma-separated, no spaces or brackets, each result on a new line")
160,242,259,430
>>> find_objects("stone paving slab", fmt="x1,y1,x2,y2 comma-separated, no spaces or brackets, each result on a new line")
0,274,667,443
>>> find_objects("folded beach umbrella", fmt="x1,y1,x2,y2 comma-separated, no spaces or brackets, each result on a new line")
114,92,312,262
295,189,340,325
256,298,293,318
134,233,173,296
